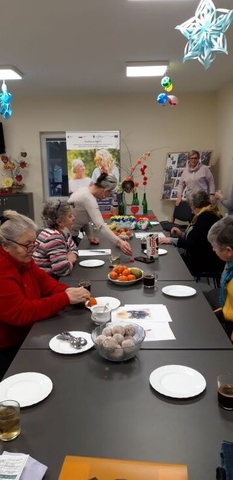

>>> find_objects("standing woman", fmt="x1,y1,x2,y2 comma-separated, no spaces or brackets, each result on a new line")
0,210,90,379
33,200,78,277
69,173,132,256
176,150,215,206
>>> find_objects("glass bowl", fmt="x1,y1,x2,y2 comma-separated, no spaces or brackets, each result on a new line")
91,321,145,362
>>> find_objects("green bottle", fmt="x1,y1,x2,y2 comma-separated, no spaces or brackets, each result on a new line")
142,192,148,214
132,192,139,205
119,193,125,215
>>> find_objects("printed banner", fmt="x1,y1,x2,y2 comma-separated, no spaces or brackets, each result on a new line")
66,131,120,211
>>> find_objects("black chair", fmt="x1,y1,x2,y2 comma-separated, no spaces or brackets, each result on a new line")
195,272,221,288
160,201,193,232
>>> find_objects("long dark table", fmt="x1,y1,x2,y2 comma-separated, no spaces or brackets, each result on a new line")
1,348,233,480
65,237,194,284
21,280,232,350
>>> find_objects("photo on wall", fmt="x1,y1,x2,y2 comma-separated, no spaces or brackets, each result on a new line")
66,131,120,211
161,150,213,200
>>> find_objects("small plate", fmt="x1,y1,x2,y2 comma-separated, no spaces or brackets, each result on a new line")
144,248,167,256
0,372,53,407
108,269,144,285
162,285,196,297
149,365,206,398
85,296,121,311
49,331,94,355
79,259,105,267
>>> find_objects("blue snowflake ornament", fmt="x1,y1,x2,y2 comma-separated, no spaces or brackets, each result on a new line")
175,0,233,69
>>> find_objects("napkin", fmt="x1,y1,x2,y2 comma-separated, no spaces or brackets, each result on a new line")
3,451,48,480
216,441,233,480
78,249,111,256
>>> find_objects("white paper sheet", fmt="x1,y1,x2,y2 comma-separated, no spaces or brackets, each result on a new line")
0,455,28,480
124,304,172,322
78,249,111,256
135,232,165,239
111,305,175,341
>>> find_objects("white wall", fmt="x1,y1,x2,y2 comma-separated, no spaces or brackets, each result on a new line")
2,92,217,225
216,84,233,214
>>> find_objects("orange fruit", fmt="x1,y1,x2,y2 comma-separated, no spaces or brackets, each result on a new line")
128,274,136,281
109,271,118,280
122,269,130,276
118,275,128,281
87,297,97,307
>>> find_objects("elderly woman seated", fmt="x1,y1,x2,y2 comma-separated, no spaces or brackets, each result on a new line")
159,190,225,277
207,216,233,341
0,210,90,379
33,200,78,277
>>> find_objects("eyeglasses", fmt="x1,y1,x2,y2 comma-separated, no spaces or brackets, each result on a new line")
190,156,199,160
6,238,38,252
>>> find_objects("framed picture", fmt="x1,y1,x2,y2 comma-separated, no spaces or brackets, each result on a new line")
161,150,213,200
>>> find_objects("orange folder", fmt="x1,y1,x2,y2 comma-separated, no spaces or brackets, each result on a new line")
58,455,188,480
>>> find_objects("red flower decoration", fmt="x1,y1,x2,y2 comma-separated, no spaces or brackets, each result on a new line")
15,174,23,182
19,161,27,169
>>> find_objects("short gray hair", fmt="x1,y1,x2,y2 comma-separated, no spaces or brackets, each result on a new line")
95,173,118,192
208,215,233,250
42,200,71,228
187,190,210,208
0,210,37,245
72,159,84,171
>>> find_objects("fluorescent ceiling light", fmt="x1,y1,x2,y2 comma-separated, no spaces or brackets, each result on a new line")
126,62,168,77
0,66,23,80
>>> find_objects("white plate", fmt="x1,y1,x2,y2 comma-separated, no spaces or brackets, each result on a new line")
149,365,206,398
108,269,144,285
79,259,105,267
144,248,167,256
0,372,53,407
49,331,94,355
162,285,196,297
85,296,121,311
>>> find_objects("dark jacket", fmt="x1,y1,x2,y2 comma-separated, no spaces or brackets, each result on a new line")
177,210,225,276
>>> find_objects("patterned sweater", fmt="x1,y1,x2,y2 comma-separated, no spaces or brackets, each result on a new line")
33,228,78,276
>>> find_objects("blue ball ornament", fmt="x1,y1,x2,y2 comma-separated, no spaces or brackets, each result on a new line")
161,76,172,89
157,93,168,105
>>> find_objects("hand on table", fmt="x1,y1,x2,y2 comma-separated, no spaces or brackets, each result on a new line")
65,286,90,304
89,237,100,244
67,252,78,264
159,237,172,245
117,239,133,256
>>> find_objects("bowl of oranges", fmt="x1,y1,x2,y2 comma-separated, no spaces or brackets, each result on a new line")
113,227,133,240
108,265,144,285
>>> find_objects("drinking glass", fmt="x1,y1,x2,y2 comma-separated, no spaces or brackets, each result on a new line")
78,280,91,292
217,374,233,410
0,400,21,441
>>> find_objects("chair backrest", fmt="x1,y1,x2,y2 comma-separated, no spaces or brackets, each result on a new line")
172,201,193,223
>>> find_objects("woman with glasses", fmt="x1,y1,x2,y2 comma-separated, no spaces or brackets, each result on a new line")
0,210,90,380
176,150,216,206
69,173,132,256
33,200,78,277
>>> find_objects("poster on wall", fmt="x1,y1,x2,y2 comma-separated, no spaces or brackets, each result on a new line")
66,131,120,211
161,150,213,200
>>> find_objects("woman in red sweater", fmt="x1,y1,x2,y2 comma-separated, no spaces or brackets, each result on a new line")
0,210,90,379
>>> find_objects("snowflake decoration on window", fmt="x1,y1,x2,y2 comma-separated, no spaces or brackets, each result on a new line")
175,0,233,69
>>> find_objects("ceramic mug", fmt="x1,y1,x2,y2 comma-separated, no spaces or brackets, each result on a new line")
91,305,111,324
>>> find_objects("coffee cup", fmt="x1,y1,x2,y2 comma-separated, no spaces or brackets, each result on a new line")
217,373,233,410
91,305,111,324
